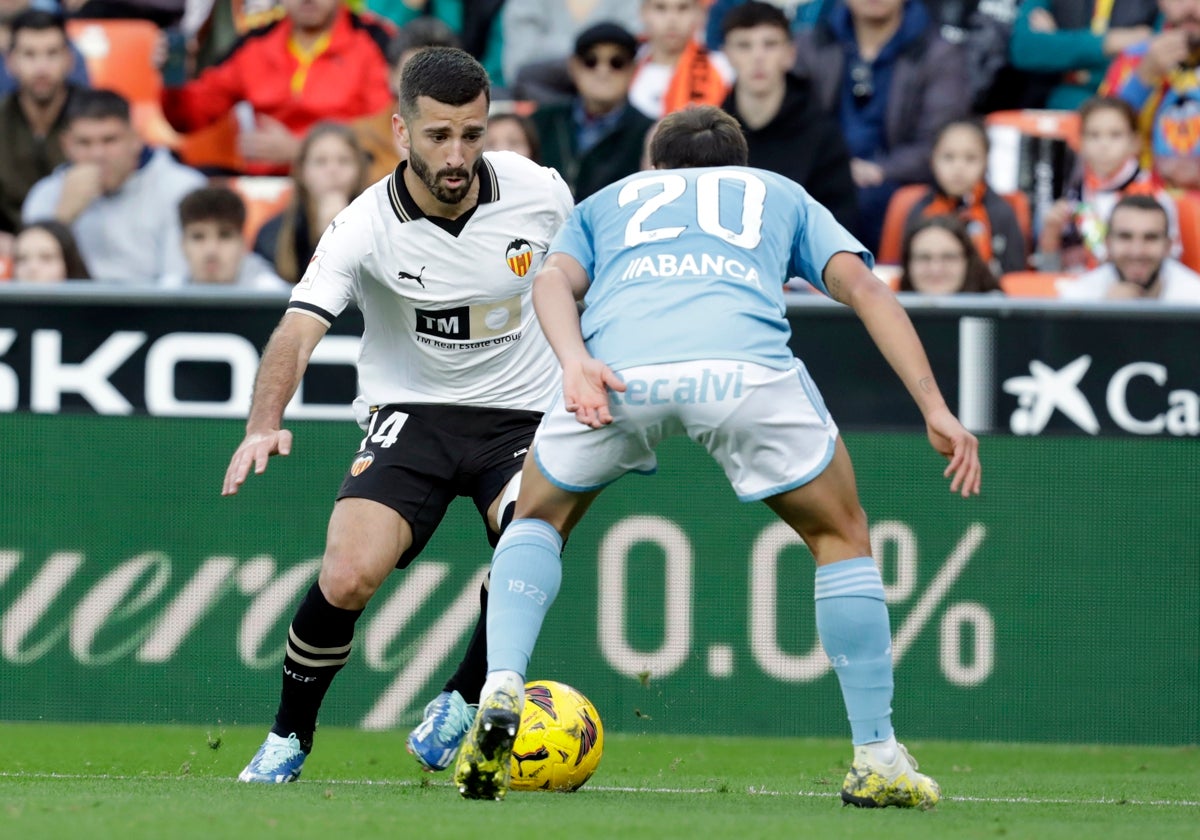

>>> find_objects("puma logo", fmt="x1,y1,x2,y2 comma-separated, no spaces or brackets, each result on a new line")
398,266,426,288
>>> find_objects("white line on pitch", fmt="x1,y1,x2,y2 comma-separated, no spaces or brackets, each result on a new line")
1,772,1196,807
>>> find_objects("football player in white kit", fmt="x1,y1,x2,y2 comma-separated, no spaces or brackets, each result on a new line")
455,106,981,806
222,47,574,783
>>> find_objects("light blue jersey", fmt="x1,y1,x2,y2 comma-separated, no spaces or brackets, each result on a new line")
548,166,871,371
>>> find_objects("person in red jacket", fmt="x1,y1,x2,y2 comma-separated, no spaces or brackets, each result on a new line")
161,0,393,175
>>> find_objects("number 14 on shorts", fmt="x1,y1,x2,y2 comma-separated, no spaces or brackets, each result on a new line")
507,578,549,605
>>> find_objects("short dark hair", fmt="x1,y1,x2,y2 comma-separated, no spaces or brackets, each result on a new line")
179,186,247,231
385,17,462,67
899,215,1001,294
934,118,990,156
399,47,490,122
721,1,790,41
8,10,69,51
18,219,91,280
649,105,748,169
64,88,131,127
1078,95,1138,133
1108,194,1168,233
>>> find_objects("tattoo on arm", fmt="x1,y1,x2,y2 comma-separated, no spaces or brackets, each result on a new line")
827,272,843,301
918,376,935,394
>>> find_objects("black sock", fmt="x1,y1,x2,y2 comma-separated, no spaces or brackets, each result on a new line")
271,581,362,753
442,579,489,704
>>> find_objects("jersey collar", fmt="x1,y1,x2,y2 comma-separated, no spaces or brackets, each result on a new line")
387,156,500,232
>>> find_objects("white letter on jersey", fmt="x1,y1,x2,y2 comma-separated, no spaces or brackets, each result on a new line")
620,174,687,246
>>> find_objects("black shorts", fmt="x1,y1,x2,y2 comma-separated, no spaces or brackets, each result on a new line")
337,403,542,567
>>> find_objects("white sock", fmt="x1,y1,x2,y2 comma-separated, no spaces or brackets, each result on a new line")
480,670,524,708
859,733,898,766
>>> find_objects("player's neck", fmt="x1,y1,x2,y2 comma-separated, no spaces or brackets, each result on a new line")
402,165,480,220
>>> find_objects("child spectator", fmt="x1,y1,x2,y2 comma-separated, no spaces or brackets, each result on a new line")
168,186,288,289
11,218,89,282
254,122,368,283
906,119,1026,274
899,215,1002,295
629,0,733,119
485,110,541,162
1035,96,1177,273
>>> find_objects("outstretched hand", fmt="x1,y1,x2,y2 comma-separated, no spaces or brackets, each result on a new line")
562,358,626,428
925,407,981,498
222,429,294,496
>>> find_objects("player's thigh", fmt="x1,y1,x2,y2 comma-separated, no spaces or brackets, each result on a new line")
762,436,871,565
319,496,414,606
338,404,460,567
512,446,602,538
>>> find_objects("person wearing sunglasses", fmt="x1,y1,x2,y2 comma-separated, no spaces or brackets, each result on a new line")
531,22,655,201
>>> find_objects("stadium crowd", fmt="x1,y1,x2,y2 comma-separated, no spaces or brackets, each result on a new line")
0,0,1199,302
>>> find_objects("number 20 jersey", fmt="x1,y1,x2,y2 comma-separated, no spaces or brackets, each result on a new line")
288,151,574,411
549,166,871,372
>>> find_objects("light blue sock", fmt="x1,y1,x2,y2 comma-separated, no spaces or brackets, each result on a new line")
486,519,563,676
814,557,895,745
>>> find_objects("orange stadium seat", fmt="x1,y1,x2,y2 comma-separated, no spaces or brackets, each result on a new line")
877,187,1032,265
1000,271,1066,297
1171,190,1200,273
223,176,294,247
985,109,1081,151
66,19,180,148
177,112,243,173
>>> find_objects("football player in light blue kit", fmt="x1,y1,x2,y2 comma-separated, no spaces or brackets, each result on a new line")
455,106,982,806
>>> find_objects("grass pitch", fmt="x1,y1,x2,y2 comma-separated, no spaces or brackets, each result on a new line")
1,723,1196,839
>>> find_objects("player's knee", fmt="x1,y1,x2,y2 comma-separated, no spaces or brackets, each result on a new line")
318,561,383,610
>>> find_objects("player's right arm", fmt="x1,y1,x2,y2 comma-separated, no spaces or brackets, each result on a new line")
222,312,328,495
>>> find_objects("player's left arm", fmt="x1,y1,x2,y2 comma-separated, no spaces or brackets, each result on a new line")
823,251,982,497
532,253,626,428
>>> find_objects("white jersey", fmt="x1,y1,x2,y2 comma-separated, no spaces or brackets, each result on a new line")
289,151,574,411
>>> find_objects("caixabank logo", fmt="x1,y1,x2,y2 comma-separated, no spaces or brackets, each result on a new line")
1003,355,1199,436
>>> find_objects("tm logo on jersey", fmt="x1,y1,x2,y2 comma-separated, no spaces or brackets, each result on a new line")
415,295,523,346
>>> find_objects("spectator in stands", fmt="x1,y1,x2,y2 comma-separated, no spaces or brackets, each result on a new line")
352,16,461,185
367,0,504,83
899,214,1001,294
167,186,289,289
160,0,393,175
793,0,969,253
254,122,367,284
1101,0,1200,190
22,88,205,284
0,0,88,95
720,2,855,228
503,0,641,99
531,21,652,200
905,119,1026,274
0,11,78,241
11,218,89,281
1057,195,1200,301
485,109,540,162
706,0,836,50
629,0,733,119
1009,0,1158,111
1035,96,1177,272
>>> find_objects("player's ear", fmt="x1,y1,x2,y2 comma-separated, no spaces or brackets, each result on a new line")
392,114,410,152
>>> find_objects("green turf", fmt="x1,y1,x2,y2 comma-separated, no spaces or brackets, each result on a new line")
1,724,1196,839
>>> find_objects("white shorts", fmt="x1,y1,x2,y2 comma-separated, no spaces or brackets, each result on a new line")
533,359,839,502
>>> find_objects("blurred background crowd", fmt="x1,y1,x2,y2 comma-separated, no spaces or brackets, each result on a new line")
1,0,1199,302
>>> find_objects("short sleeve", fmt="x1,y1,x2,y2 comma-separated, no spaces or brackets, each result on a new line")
287,212,362,326
548,203,596,279
790,183,873,296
